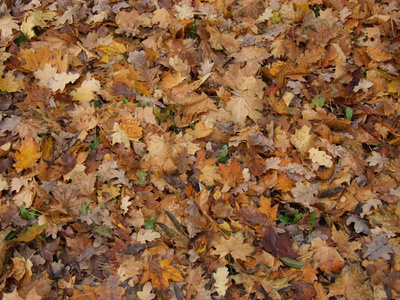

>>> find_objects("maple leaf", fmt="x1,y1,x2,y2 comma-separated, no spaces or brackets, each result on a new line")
226,94,262,126
97,157,131,187
34,63,57,87
14,136,41,173
21,11,57,39
259,196,278,221
207,26,240,53
211,232,253,261
311,237,345,275
0,15,19,38
218,159,243,190
327,264,373,300
72,76,101,101
116,256,143,286
198,164,222,186
141,258,184,292
14,224,47,243
0,72,20,92
331,226,362,261
111,123,131,148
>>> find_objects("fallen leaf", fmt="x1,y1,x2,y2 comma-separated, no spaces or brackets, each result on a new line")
261,228,299,259
213,266,229,297
141,257,184,291
14,136,41,173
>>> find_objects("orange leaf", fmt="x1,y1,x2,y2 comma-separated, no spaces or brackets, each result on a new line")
276,173,294,192
300,262,319,283
259,196,278,221
218,159,243,188
118,115,143,140
141,257,184,291
319,258,345,275
14,224,47,242
13,136,41,172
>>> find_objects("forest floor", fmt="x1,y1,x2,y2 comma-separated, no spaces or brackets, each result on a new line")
0,0,400,299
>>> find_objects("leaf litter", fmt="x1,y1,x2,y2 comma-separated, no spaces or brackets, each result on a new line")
0,0,400,299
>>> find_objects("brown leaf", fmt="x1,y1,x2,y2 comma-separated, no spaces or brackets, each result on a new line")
95,276,125,300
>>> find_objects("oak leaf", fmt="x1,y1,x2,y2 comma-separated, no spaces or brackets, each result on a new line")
213,266,229,297
48,71,80,92
363,233,393,261
174,0,195,20
115,9,151,37
141,257,184,292
308,147,333,169
365,151,389,169
291,182,320,209
137,282,156,300
14,136,41,173
152,8,172,29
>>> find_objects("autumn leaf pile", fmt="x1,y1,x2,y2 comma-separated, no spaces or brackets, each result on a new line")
0,0,400,299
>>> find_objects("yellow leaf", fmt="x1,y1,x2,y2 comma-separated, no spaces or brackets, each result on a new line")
213,267,229,297
14,136,41,173
72,77,101,101
21,11,57,39
309,147,333,168
0,72,19,92
290,125,313,154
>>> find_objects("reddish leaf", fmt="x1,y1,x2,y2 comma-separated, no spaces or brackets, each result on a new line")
261,228,299,259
